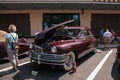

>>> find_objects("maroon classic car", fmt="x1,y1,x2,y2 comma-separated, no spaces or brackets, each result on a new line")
0,30,30,60
117,43,120,67
29,21,97,71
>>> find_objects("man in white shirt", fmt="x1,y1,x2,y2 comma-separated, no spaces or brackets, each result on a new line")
103,29,112,50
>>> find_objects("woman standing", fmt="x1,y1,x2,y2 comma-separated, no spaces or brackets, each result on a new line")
5,24,19,72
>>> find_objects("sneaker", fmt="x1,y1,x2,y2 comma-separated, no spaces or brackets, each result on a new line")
11,68,18,72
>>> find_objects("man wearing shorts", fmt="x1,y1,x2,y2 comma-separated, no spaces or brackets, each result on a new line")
103,29,112,50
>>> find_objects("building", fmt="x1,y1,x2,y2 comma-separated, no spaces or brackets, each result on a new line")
0,0,120,36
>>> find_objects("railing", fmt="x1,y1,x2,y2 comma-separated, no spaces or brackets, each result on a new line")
0,0,120,2
94,0,120,2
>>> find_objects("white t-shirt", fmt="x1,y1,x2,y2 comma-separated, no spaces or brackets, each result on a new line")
103,31,112,38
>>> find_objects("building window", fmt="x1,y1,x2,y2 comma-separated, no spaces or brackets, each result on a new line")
43,13,80,30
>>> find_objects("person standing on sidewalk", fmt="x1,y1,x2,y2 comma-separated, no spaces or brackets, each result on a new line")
5,24,19,72
111,29,116,44
103,29,112,50
99,28,104,44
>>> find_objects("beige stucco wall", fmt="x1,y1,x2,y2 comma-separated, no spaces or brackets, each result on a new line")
0,10,120,36
0,10,43,36
80,10,91,28
30,11,42,35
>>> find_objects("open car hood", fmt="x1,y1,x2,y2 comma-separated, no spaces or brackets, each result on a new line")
35,20,74,43
35,25,61,40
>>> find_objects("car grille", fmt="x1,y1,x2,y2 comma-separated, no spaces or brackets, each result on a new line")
31,53,66,62
40,54,65,61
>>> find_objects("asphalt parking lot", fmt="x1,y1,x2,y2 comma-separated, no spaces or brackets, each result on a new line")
0,47,120,80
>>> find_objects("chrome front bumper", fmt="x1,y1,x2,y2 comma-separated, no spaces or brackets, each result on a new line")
29,51,68,65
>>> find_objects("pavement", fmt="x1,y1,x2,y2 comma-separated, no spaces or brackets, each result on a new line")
97,43,118,49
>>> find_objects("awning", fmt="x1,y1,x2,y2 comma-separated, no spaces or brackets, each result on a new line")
0,1,120,10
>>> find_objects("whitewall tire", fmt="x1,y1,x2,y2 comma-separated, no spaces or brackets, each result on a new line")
62,51,75,71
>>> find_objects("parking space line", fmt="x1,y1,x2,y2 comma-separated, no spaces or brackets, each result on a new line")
86,50,113,80
0,61,30,73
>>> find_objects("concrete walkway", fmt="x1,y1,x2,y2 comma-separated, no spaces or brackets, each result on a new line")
97,43,118,49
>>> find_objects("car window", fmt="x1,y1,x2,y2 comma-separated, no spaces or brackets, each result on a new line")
54,29,81,37
66,29,81,36
80,30,89,36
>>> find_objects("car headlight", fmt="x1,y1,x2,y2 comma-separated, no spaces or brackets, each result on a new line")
51,46,57,53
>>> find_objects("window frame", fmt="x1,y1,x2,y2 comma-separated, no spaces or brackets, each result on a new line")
43,13,80,30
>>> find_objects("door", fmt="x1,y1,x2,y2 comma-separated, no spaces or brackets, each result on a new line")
0,14,30,36
91,14,120,35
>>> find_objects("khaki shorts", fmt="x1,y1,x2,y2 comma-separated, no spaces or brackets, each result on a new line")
7,48,18,66
104,37,111,43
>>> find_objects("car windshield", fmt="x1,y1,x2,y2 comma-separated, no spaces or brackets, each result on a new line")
54,28,81,37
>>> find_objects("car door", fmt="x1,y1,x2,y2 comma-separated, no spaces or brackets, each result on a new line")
80,29,92,50
76,29,90,53
87,30,97,48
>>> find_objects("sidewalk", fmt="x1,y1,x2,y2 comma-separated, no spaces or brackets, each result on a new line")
97,43,118,49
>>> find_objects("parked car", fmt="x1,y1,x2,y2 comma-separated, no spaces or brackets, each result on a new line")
116,41,120,67
0,30,30,60
29,20,97,71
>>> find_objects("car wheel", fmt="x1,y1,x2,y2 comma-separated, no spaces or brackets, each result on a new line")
62,51,75,71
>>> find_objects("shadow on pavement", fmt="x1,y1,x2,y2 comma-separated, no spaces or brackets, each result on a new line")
0,59,9,64
76,51,95,67
0,54,28,64
12,63,67,80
